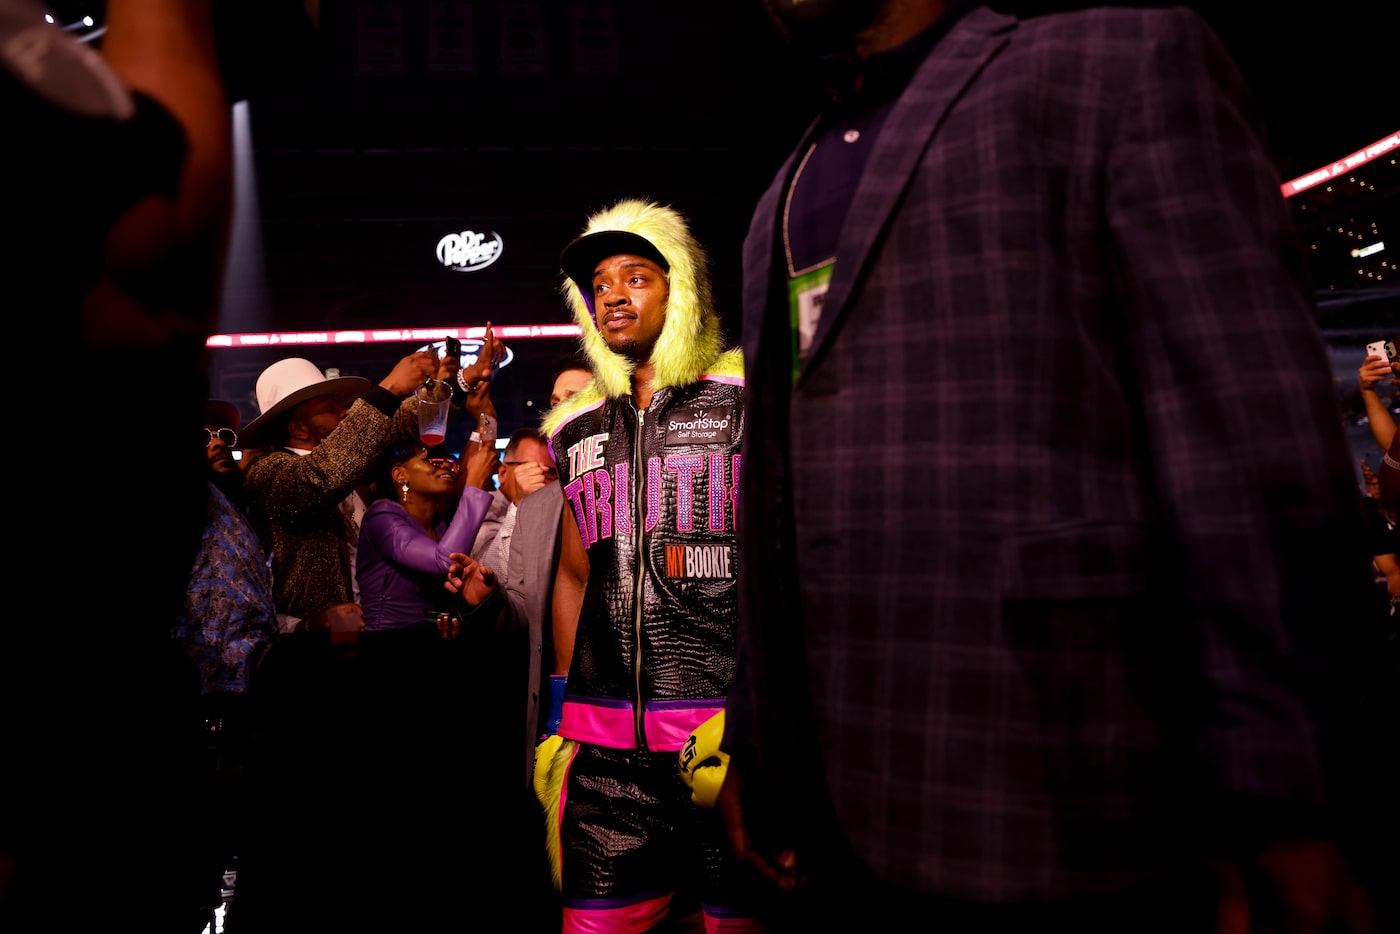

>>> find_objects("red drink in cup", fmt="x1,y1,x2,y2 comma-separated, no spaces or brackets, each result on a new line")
416,379,452,445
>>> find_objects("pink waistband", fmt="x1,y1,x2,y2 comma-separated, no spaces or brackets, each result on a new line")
560,698,725,752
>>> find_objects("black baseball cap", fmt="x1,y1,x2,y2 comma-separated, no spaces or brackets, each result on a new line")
560,231,670,290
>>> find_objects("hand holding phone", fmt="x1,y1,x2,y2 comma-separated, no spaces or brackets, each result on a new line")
1360,341,1396,392
477,413,497,447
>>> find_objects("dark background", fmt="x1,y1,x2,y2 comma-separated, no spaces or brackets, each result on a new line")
48,1,1398,443
203,0,817,428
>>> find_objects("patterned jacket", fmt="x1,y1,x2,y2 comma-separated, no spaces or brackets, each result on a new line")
245,390,418,623
173,483,278,693
728,4,1383,901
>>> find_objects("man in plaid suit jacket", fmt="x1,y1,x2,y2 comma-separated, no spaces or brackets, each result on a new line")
720,1,1394,930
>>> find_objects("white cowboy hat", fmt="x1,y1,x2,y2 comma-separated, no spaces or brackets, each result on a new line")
239,357,371,446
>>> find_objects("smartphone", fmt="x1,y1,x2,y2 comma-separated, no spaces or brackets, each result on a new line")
477,413,498,447
445,336,462,359
1366,340,1390,363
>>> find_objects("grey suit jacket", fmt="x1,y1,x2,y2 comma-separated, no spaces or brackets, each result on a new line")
469,488,512,565
505,479,565,788
728,4,1383,901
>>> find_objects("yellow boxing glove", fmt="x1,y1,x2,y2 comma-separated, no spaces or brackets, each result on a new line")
678,710,728,808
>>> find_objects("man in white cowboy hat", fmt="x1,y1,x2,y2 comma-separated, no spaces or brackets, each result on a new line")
240,351,439,633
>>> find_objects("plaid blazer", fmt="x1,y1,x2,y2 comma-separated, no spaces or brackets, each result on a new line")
728,4,1381,901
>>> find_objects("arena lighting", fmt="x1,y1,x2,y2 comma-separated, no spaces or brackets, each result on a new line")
1281,130,1399,197
414,337,516,370
233,436,507,459
43,10,104,41
206,322,583,349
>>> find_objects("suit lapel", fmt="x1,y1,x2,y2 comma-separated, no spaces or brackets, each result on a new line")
743,128,817,367
799,8,1015,381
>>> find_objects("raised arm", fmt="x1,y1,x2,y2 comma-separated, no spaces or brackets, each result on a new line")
101,0,232,294
1359,351,1397,454
363,484,492,576
1380,433,1400,507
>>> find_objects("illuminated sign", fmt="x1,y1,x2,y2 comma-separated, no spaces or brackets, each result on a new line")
1282,131,1399,197
207,323,582,348
1351,241,1385,258
415,338,516,372
436,229,504,271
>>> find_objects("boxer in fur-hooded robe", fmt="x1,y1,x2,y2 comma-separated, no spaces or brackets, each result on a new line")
534,198,743,894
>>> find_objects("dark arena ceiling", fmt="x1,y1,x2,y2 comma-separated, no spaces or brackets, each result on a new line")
42,1,1396,425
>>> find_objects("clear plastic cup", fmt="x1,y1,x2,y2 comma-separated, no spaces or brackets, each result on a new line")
415,379,453,445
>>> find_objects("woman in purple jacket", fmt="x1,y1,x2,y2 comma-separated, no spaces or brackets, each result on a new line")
357,440,497,632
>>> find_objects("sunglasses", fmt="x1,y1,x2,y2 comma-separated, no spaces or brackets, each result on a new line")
205,428,238,448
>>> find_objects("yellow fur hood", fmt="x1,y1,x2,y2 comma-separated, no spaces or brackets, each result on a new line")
542,199,741,437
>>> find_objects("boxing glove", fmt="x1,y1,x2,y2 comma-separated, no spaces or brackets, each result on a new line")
678,710,728,808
